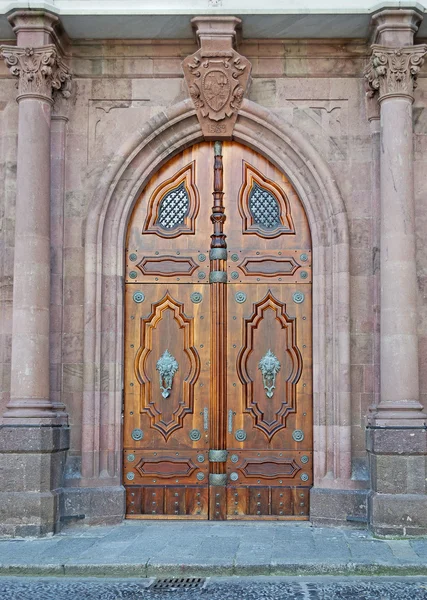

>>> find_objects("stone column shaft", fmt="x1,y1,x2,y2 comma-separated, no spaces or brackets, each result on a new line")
1,15,71,425
365,42,427,426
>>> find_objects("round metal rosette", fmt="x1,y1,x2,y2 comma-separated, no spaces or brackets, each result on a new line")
133,291,145,304
189,429,201,442
300,473,309,482
198,253,207,262
196,472,205,481
129,271,138,279
230,454,239,463
235,429,247,442
131,428,143,441
292,429,304,442
197,454,205,463
301,455,309,464
190,292,203,304
126,472,135,481
293,291,305,304
300,253,308,262
198,272,206,280
127,454,135,462
235,292,247,304
129,253,137,262
231,253,239,262
230,472,239,482
230,271,239,280
300,270,308,279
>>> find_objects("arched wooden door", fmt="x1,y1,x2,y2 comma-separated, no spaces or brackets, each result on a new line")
124,142,312,520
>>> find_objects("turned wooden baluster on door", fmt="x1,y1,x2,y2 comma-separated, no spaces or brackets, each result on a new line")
208,141,228,520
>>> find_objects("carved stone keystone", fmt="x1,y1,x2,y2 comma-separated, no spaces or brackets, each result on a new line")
182,16,251,140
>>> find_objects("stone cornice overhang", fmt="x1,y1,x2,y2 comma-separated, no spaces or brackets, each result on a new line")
0,1,426,40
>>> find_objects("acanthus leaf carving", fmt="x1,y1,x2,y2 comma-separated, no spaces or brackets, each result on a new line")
1,44,72,102
364,44,427,101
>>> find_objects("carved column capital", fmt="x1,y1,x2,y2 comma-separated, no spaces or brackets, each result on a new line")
364,44,427,102
1,44,71,103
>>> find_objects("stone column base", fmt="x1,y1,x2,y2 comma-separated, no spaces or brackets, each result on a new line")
61,486,125,527
310,487,368,527
0,425,69,537
367,426,427,536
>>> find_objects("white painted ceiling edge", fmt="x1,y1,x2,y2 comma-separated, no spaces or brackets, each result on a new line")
0,1,426,39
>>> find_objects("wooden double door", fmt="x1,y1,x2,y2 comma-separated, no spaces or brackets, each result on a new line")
124,142,312,520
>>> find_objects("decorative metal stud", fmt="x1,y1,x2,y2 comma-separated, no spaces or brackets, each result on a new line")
230,472,239,481
198,254,206,262
196,472,205,481
231,253,239,262
197,454,205,463
198,272,206,280
300,271,308,279
131,429,143,441
133,291,145,303
292,429,304,442
126,472,135,481
300,253,308,262
301,455,309,464
235,429,247,442
235,292,247,304
300,473,309,482
293,291,305,304
127,454,135,462
129,253,137,262
190,292,203,304
129,271,137,279
231,454,239,463
258,350,281,398
231,271,239,280
189,429,202,441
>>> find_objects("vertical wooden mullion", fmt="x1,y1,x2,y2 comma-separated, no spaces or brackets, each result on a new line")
209,141,228,520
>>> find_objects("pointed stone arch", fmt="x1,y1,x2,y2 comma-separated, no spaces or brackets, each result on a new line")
79,98,353,522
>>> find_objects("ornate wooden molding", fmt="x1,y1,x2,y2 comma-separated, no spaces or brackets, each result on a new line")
364,44,427,102
182,17,251,140
1,44,71,103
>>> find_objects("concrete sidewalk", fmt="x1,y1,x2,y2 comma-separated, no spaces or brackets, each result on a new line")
0,521,426,578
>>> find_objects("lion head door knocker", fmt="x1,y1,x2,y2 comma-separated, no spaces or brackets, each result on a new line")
258,350,281,399
156,350,179,398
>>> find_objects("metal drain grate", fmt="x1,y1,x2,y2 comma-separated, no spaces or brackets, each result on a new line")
150,577,206,591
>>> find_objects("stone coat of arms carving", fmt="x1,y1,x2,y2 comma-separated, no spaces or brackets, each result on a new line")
182,19,251,139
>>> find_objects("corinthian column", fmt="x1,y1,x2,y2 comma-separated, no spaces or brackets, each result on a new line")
1,12,71,424
364,8,427,536
365,21,427,427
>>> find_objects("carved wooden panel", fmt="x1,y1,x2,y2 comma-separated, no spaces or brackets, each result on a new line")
226,250,312,283
226,486,309,519
236,289,302,441
238,162,295,238
143,162,200,238
135,291,201,440
124,450,208,484
126,486,209,519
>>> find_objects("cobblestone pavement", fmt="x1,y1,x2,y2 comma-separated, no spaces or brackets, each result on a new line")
1,576,427,599
0,522,427,577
